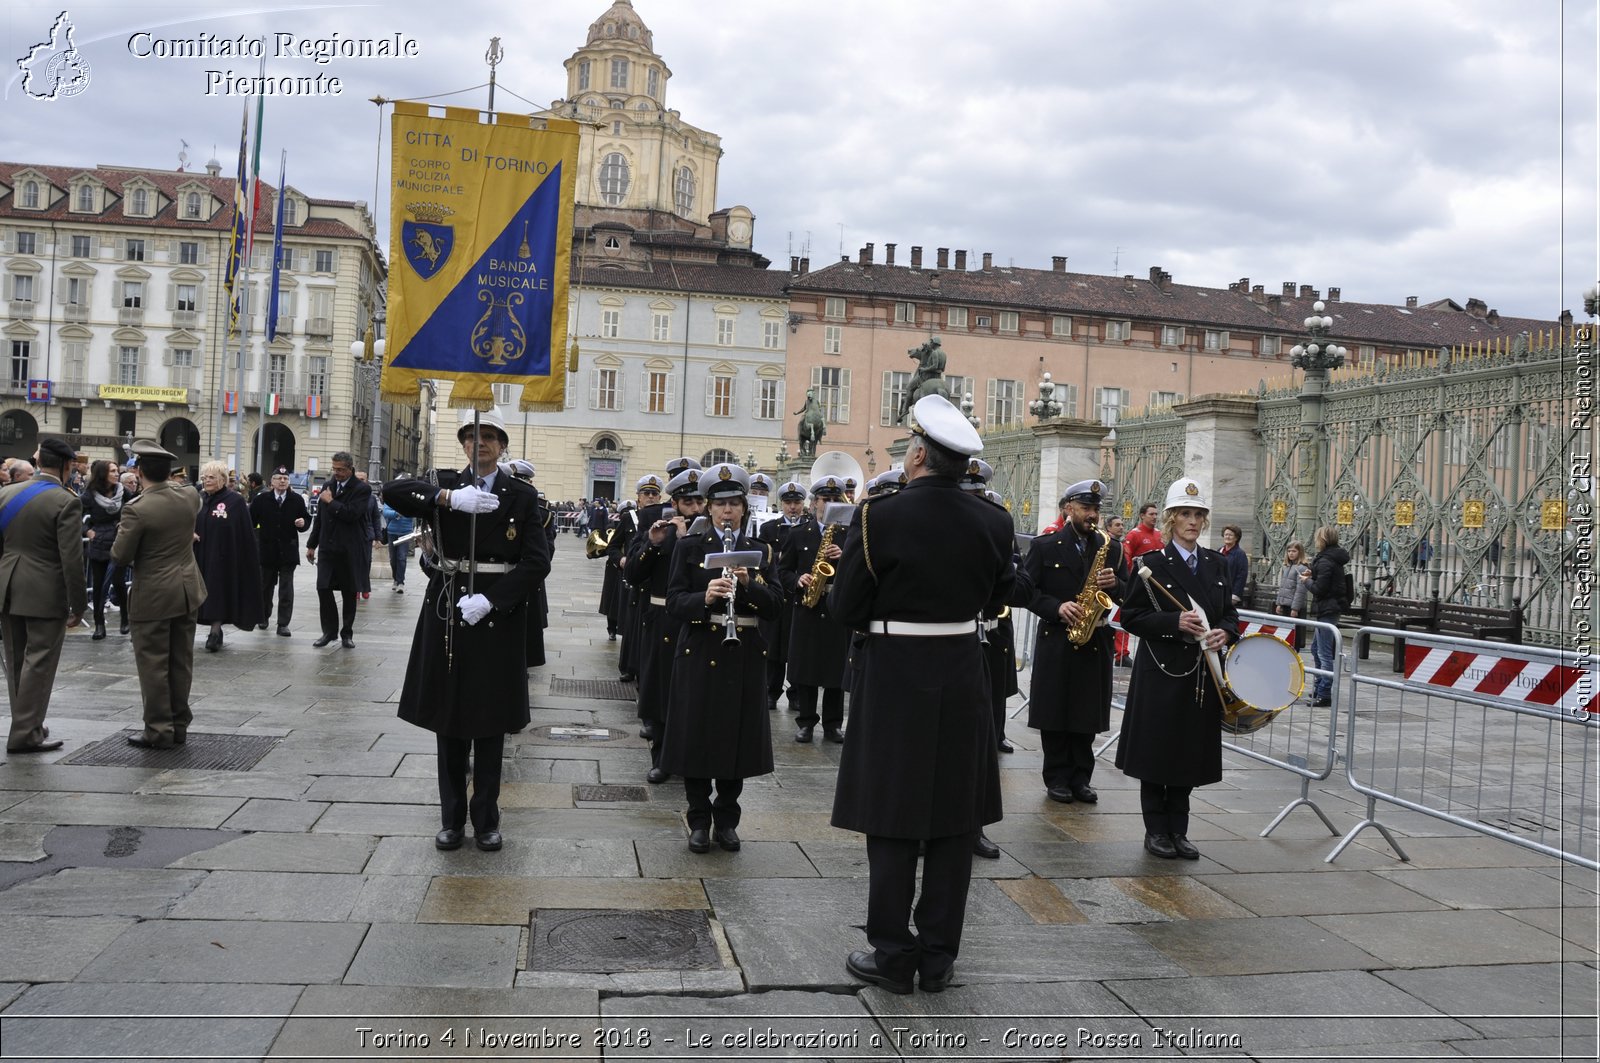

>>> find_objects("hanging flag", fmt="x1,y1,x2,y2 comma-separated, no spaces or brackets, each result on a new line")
382,104,578,412
26,379,52,404
265,393,281,416
305,393,322,419
222,391,239,415
224,105,250,331
265,150,287,342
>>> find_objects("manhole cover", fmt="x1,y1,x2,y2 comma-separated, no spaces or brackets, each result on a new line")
531,725,623,743
573,784,648,803
550,678,636,701
58,731,281,772
528,909,720,973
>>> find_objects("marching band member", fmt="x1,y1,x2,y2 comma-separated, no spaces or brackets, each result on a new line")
755,479,807,711
504,458,554,670
614,475,663,682
830,394,1015,995
1115,477,1237,860
747,472,775,515
658,464,781,853
625,459,705,782
778,474,852,743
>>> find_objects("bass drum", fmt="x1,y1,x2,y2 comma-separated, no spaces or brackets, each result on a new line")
1221,632,1305,734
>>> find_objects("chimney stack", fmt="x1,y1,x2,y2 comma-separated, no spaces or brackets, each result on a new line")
1123,274,1136,293
1466,297,1488,318
1160,270,1173,294
955,249,967,270
1251,284,1266,304
1283,282,1296,297
937,247,949,269
1150,266,1164,284
861,243,874,266
1052,256,1067,272
1405,296,1418,308
799,257,809,273
982,252,993,270
790,256,799,274
1327,286,1341,302
1239,277,1250,292
1487,308,1499,324
884,243,896,267
910,246,923,269
1299,284,1316,299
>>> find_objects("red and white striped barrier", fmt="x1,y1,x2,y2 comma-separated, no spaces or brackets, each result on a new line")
1404,644,1597,715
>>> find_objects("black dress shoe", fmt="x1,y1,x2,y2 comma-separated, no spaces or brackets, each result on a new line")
1071,784,1099,803
822,726,844,744
120,615,131,635
687,828,711,853
973,833,1000,859
1312,696,1332,707
475,830,503,852
1171,835,1201,860
766,698,779,712
126,735,174,751
435,828,465,851
7,740,64,754
340,636,355,649
646,767,670,784
1144,832,1179,859
845,950,913,995
205,630,222,652
712,826,741,852
920,965,955,993
1046,786,1075,803
92,620,106,641
173,731,187,746
277,627,291,637
795,724,814,743
619,672,637,683
312,633,337,647
997,737,1015,753
257,622,268,631
638,722,658,741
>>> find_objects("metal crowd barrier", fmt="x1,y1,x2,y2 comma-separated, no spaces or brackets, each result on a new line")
1329,627,1598,869
1010,606,1040,718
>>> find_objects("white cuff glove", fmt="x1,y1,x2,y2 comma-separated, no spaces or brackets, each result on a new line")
459,593,492,626
447,485,500,514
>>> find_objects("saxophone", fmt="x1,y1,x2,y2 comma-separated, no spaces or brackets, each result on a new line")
1066,531,1116,646
800,522,837,609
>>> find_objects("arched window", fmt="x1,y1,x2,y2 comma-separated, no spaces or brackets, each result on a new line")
673,166,695,215
595,435,618,452
185,192,201,218
283,197,298,225
21,181,39,209
598,153,631,205
76,185,94,212
130,188,149,215
701,448,737,467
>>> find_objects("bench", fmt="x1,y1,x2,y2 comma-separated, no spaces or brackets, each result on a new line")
1435,599,1523,645
1356,596,1439,670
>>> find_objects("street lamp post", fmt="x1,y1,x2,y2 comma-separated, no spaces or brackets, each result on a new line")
743,450,757,472
350,308,386,483
865,447,876,474
1029,371,1063,422
960,391,979,430
775,440,791,467
1288,300,1347,546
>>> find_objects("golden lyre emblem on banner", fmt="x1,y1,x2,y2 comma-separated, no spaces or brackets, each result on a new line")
1462,499,1486,529
1270,499,1288,525
1540,499,1566,531
1336,499,1354,526
471,291,527,368
1395,499,1416,527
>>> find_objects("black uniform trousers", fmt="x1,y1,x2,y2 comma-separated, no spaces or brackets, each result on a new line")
261,565,294,628
865,833,975,983
1040,729,1097,789
683,777,744,831
436,734,504,834
788,684,843,729
1140,782,1192,838
318,588,356,639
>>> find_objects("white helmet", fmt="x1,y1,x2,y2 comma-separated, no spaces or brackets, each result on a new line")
1163,477,1210,512
456,408,509,445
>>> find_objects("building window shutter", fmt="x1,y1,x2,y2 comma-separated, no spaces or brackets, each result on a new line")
590,368,602,409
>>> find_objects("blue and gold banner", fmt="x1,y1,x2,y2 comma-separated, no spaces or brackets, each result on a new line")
382,104,578,412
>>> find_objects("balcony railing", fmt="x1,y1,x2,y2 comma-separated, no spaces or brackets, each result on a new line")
306,317,333,339
173,310,199,328
61,304,90,324
8,300,35,320
118,306,144,326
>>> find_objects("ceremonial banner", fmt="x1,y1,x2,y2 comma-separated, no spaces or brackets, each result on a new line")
382,104,578,412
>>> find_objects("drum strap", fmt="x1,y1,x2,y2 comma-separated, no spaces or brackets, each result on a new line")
1138,577,1200,679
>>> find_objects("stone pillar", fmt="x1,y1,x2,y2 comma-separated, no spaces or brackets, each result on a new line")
1174,395,1261,549
1295,369,1329,548
1032,418,1110,534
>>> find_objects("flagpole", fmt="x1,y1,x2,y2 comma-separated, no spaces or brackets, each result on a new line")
255,148,287,479
233,60,266,474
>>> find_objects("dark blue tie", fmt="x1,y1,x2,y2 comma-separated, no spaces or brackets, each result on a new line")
1187,553,1198,575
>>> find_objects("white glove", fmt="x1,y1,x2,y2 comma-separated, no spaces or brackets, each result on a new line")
447,485,500,514
458,593,492,626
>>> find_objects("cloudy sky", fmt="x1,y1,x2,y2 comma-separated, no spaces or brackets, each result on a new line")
3,0,1594,321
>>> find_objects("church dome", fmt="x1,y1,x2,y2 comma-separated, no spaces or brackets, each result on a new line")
586,0,653,51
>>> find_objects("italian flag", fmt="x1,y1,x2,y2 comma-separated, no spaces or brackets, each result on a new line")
265,393,281,415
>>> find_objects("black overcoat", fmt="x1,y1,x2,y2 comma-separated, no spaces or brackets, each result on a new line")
306,475,373,592
194,488,265,629
777,517,852,689
657,531,781,780
755,517,798,673
624,501,681,724
830,476,1014,839
80,487,124,562
611,508,643,675
248,489,308,570
524,493,555,668
1023,523,1126,733
383,469,551,738
1114,543,1239,787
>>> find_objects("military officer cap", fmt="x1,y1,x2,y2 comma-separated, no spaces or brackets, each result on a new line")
866,468,908,497
271,465,291,477
777,479,807,502
810,474,847,500
984,489,1005,506
666,456,702,477
906,393,983,457
1163,476,1210,512
456,409,509,446
748,473,774,495
635,474,663,493
504,458,536,480
959,457,994,491
129,439,177,463
1061,479,1105,506
37,438,77,468
702,463,750,500
665,468,704,499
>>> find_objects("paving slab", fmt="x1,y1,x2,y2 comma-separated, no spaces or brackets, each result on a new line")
0,915,136,981
1195,834,1394,873
136,769,315,800
1356,834,1564,869
75,919,367,984
498,806,685,839
168,830,376,873
1004,837,1230,878
0,867,207,917
302,775,442,805
350,874,432,923
270,985,599,1058
635,838,818,878
0,982,301,1062
0,821,50,861
1195,869,1450,917
726,810,856,843
251,746,403,776
1373,865,1592,910
310,800,442,836
344,923,522,988
1044,809,1242,843
0,984,23,1010
1131,914,1387,975
515,969,744,993
1050,876,1189,923
0,764,163,794
418,876,708,925
168,869,367,921
792,838,1030,880
1310,908,1574,968
0,791,245,828
1378,962,1598,1039
366,835,639,878
598,989,892,1061
702,877,1031,928
1503,906,1600,958
1103,969,1478,1051
1448,1034,1598,1060
995,876,1090,924
222,796,330,832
